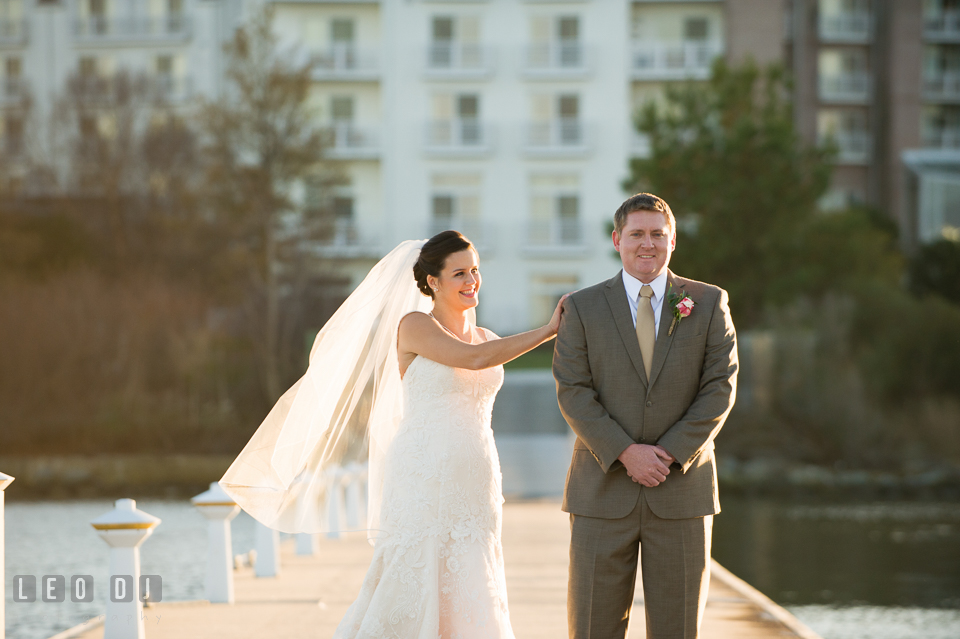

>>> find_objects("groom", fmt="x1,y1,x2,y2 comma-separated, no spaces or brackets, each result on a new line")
553,193,738,639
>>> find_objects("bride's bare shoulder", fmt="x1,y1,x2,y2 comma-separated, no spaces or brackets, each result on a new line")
399,311,434,333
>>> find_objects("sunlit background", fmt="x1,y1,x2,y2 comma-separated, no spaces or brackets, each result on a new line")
1,1,959,638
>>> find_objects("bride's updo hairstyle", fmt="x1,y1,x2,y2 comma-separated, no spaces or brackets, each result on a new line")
414,230,474,299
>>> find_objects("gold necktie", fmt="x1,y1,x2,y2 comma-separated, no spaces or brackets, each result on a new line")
636,285,655,381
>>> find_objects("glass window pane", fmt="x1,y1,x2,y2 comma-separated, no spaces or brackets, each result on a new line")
331,19,354,43
558,16,579,40
433,16,454,41
331,96,354,121
433,195,455,220
457,94,479,118
684,17,709,40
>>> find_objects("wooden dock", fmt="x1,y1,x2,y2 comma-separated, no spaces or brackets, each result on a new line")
55,501,821,639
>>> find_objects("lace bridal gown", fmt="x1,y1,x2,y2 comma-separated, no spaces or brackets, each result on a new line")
333,346,516,639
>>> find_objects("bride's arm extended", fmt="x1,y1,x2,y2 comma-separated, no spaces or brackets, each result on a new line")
399,296,567,371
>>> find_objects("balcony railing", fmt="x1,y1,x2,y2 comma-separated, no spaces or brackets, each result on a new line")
923,71,960,102
922,126,960,149
525,219,588,255
819,12,872,42
311,45,379,80
312,218,379,259
424,119,492,155
630,41,722,80
0,19,28,45
322,123,380,159
819,72,871,103
924,10,960,41
524,119,589,155
821,130,872,164
424,43,494,78
523,43,589,77
73,16,192,42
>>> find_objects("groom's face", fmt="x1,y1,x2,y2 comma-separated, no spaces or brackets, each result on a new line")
613,210,676,284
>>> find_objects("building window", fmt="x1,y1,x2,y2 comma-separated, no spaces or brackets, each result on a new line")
331,96,354,122
428,93,484,148
430,173,483,243
557,16,581,67
331,18,354,43
528,93,583,149
333,196,354,220
428,15,483,71
528,174,583,248
818,108,870,163
530,274,579,327
528,14,584,71
684,17,709,41
3,114,23,155
78,57,97,76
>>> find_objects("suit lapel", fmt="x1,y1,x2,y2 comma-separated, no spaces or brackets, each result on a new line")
648,271,679,389
603,272,648,388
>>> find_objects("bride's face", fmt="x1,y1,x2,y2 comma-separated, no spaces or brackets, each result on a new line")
430,248,481,311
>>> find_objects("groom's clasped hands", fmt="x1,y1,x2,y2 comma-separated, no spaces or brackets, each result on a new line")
617,443,676,487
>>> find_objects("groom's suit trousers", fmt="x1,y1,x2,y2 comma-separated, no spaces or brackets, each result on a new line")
568,491,712,639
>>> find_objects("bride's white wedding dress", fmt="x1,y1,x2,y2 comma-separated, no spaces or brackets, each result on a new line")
334,348,515,639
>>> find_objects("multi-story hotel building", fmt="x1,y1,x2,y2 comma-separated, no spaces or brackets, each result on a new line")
268,0,782,333
788,0,960,247
5,0,957,332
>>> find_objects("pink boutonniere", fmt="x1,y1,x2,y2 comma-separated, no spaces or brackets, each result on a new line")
667,290,695,336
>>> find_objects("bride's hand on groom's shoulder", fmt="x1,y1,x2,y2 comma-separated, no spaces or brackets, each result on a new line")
547,293,572,336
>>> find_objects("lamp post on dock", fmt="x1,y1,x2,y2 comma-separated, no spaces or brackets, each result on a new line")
90,499,161,639
1,472,14,639
192,482,240,603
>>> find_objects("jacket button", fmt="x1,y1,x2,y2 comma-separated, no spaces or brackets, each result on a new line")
646,400,652,407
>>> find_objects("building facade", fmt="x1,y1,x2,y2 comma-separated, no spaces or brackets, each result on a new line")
788,0,960,247
9,0,955,331
270,0,777,333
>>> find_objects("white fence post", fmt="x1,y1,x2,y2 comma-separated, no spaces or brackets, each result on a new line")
296,532,318,556
192,482,240,603
325,468,345,539
0,472,13,639
90,499,161,639
255,521,281,576
344,462,369,529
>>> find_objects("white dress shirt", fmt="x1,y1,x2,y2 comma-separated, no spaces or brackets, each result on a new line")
622,270,668,339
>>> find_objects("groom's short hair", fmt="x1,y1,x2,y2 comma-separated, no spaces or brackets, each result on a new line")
614,193,675,235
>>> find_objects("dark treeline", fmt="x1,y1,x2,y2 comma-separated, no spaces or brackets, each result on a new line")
628,60,960,472
0,9,347,456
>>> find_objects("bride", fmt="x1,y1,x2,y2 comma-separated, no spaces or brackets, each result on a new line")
221,230,565,638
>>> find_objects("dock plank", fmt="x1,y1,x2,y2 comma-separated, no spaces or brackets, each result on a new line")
60,501,819,639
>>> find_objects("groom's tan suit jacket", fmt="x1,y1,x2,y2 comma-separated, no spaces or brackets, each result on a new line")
555,269,738,520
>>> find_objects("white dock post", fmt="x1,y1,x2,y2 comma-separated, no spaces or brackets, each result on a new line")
295,532,318,555
255,521,281,576
325,468,346,539
191,482,240,604
0,472,14,639
90,499,161,639
344,462,364,529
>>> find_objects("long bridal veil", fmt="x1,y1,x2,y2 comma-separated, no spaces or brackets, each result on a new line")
220,239,431,538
